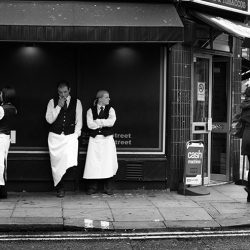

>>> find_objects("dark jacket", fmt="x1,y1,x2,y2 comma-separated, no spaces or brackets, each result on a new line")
241,98,250,125
241,98,250,155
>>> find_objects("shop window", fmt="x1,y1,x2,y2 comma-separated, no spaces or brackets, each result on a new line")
242,48,250,60
78,45,164,154
0,44,164,154
193,24,212,49
212,33,231,52
193,23,231,52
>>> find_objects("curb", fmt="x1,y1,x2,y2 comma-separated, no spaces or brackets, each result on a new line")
1,219,250,232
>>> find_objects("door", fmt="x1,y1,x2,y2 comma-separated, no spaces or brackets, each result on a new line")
192,55,212,185
192,54,230,185
210,57,230,182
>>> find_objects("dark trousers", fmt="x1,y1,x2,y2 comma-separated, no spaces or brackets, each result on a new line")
55,166,79,191
56,179,65,191
55,169,67,191
0,185,7,198
0,167,7,198
87,178,113,192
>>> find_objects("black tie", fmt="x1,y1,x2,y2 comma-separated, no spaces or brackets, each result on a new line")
63,100,67,110
99,106,105,118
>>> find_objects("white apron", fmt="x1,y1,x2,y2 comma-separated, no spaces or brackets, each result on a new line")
0,134,10,185
83,135,118,179
48,132,78,186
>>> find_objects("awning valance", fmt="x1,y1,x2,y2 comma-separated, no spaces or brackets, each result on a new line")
192,12,250,45
0,1,184,42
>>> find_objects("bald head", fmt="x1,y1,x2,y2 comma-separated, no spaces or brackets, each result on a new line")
96,90,110,106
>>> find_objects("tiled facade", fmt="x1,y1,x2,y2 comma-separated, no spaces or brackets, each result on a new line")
231,38,243,181
168,44,192,190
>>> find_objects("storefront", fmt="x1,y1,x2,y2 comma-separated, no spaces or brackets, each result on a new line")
167,0,250,190
0,1,183,191
2,0,249,191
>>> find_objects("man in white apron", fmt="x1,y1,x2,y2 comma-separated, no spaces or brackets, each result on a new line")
83,90,118,195
46,81,82,197
0,87,17,199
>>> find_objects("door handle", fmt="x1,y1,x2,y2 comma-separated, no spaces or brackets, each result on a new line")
207,118,212,131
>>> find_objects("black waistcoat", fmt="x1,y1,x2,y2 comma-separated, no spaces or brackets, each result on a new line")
0,103,17,135
49,97,77,135
89,105,114,138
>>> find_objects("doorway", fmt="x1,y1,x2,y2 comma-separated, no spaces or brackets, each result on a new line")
192,54,230,185
211,56,230,183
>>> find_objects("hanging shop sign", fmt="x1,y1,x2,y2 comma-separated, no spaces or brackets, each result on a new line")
183,0,248,14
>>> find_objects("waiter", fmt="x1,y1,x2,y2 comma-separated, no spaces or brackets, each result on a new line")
0,86,17,199
46,81,82,198
83,90,118,195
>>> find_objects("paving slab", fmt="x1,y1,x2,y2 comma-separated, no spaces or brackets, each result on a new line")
164,220,221,228
211,202,250,214
149,199,200,208
63,208,113,221
214,213,250,227
159,207,214,221
12,207,62,217
0,210,13,217
16,199,62,208
107,199,154,208
194,202,220,217
0,201,16,210
63,200,109,209
112,208,163,222
190,189,233,202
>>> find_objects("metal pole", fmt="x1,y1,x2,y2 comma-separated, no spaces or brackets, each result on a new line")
242,155,245,185
201,141,204,186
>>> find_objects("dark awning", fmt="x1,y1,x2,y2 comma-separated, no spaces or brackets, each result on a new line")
0,1,184,42
192,12,250,47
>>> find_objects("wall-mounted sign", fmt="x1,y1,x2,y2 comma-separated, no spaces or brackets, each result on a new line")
197,82,205,101
183,0,249,14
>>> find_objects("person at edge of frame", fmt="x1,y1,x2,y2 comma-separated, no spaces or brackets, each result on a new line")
0,86,17,199
83,90,118,195
240,86,250,202
45,81,82,198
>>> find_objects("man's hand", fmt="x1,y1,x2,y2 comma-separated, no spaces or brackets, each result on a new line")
58,97,66,108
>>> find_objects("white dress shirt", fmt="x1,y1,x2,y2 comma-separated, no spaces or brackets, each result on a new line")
0,106,4,120
86,105,116,130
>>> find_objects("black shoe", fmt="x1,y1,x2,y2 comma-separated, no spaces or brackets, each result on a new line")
0,186,7,199
0,193,7,199
104,189,114,195
56,189,65,198
86,189,97,195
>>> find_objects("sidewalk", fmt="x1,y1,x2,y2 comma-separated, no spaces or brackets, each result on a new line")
0,183,250,231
